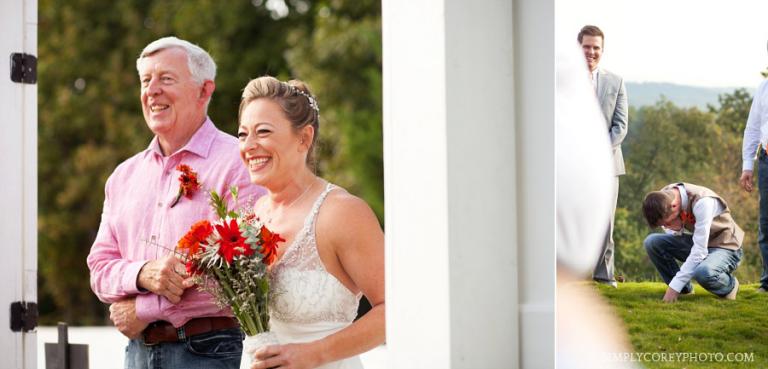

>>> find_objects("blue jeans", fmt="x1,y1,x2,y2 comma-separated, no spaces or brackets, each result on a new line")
758,149,768,288
125,328,243,369
643,233,741,296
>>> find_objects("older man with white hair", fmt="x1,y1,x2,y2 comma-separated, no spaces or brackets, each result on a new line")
87,36,264,368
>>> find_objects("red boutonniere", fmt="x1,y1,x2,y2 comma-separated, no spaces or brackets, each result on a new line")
680,211,696,225
170,164,201,208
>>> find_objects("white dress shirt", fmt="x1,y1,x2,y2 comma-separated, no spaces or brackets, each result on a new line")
741,79,768,171
590,68,599,93
663,185,724,292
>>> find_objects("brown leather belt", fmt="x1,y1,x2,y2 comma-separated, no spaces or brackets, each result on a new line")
142,317,240,346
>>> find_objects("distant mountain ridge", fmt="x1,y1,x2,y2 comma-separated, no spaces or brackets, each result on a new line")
626,82,754,109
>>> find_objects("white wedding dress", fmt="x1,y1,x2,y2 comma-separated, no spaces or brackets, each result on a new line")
268,183,363,369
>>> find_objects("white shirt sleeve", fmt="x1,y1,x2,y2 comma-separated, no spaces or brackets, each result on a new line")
668,197,724,292
742,80,768,171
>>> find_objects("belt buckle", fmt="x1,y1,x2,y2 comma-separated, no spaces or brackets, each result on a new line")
141,321,167,346
142,330,159,347
141,320,174,347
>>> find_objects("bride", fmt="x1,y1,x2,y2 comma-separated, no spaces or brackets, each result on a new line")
237,76,385,369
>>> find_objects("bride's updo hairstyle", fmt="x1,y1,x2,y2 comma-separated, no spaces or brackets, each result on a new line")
239,76,320,166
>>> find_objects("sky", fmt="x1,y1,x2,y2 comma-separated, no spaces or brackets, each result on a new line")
557,0,768,88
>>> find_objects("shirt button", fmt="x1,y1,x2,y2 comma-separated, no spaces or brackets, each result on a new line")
157,202,163,207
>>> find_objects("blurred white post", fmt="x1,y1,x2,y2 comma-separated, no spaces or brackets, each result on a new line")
0,0,38,368
383,0,553,368
514,1,555,368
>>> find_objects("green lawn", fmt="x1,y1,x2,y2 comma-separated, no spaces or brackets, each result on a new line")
597,282,768,369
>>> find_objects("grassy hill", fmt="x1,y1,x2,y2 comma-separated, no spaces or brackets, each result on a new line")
626,82,754,109
597,282,768,369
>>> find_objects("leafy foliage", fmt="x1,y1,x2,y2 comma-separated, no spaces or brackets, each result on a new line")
284,0,383,220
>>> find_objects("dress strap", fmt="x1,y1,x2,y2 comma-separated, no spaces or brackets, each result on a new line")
303,182,335,229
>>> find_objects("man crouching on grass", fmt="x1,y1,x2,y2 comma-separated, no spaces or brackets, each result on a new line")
642,182,743,303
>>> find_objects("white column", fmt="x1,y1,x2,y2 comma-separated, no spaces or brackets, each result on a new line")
383,0,451,367
0,0,37,368
514,0,555,368
385,0,552,368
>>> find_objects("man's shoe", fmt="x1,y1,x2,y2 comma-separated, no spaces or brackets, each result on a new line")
724,278,739,300
681,288,695,295
757,286,768,293
594,279,618,288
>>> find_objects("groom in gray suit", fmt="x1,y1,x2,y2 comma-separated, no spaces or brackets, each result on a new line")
578,25,628,287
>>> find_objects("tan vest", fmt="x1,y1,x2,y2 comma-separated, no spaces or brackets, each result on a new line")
662,183,744,250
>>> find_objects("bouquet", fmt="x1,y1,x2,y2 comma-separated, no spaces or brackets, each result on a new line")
176,185,285,337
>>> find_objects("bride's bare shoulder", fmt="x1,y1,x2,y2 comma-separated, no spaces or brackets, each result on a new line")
317,185,382,240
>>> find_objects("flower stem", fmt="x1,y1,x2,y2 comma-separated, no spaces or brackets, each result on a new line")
214,266,260,335
169,190,182,208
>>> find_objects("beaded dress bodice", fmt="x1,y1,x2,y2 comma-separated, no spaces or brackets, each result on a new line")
268,183,361,324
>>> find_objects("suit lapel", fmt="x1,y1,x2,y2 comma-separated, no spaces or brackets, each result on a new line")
597,69,608,103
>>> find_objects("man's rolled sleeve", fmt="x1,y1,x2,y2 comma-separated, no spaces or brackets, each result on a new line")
742,80,767,171
121,260,149,295
135,293,162,323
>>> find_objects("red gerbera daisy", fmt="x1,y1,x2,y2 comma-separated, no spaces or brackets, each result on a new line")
215,219,248,263
177,220,213,257
259,225,285,265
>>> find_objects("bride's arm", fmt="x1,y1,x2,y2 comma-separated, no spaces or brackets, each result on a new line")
251,191,385,369
312,192,386,364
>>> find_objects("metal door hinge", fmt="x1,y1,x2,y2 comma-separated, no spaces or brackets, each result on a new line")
10,53,37,84
10,301,38,332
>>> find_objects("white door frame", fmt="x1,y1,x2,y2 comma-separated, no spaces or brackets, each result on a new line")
0,0,38,368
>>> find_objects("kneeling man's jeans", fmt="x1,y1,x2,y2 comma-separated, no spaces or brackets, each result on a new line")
644,233,741,296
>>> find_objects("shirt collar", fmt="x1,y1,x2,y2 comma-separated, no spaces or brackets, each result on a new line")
677,184,689,209
145,117,217,159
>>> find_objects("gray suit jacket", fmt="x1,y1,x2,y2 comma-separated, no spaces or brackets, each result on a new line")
597,68,628,176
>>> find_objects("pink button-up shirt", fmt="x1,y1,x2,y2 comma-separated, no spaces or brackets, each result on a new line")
87,118,264,327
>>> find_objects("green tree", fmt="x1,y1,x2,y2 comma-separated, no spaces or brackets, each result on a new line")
707,89,759,281
283,0,383,220
620,99,718,222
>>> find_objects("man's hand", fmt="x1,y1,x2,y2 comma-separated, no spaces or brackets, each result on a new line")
662,287,680,303
137,254,190,303
109,298,148,339
740,170,754,192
